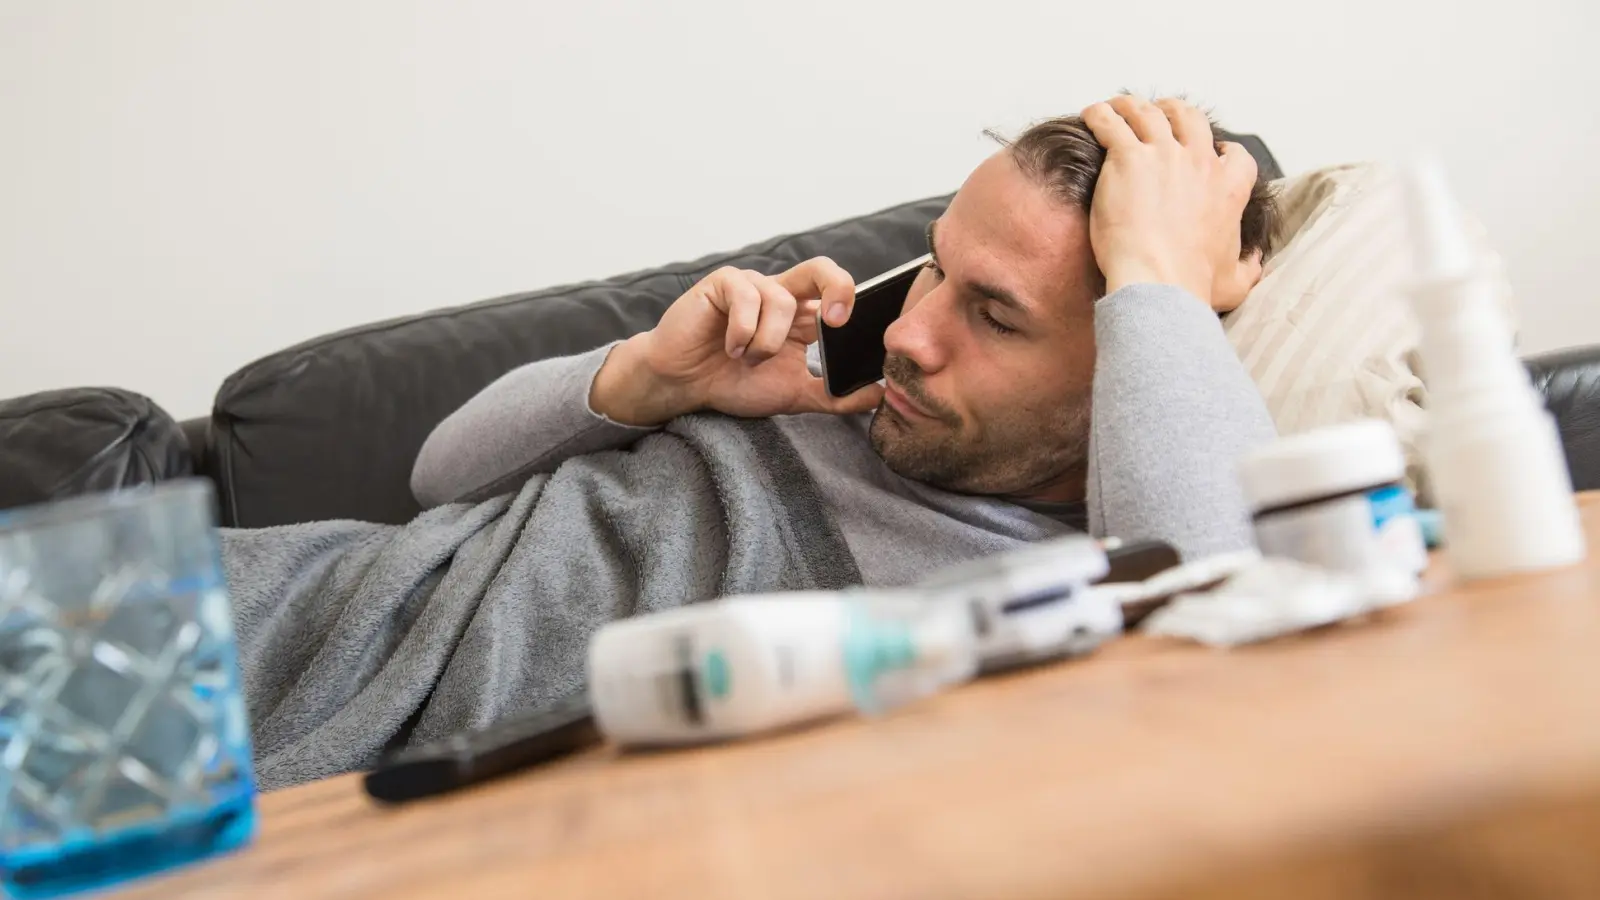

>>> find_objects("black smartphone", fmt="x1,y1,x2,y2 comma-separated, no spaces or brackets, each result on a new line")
363,691,599,804
817,253,929,397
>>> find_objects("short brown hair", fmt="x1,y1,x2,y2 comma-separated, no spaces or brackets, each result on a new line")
988,113,1279,262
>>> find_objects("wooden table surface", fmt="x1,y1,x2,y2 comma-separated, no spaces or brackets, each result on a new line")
124,494,1600,899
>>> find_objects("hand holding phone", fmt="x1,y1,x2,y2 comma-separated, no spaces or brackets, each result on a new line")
589,257,886,426
817,254,928,397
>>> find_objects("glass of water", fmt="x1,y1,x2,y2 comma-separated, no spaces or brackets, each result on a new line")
0,481,256,898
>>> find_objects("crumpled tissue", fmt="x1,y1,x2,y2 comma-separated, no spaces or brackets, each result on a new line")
1140,556,1415,648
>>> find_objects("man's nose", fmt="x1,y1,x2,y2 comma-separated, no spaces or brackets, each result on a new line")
883,286,950,375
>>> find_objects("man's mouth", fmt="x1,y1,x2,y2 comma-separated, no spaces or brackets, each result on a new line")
883,379,936,421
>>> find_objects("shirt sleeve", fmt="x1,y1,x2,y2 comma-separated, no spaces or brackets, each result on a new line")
1086,284,1277,557
410,342,658,507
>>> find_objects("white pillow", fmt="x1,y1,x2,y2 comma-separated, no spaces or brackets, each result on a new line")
1223,162,1517,501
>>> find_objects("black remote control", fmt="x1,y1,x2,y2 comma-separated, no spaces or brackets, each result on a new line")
1098,539,1181,585
363,691,601,804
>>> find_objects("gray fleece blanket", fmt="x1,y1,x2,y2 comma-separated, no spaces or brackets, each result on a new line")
221,414,861,790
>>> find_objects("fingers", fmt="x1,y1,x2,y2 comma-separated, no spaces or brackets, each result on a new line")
1081,101,1139,151
788,304,822,344
775,256,856,327
1107,94,1173,144
1217,140,1258,182
742,270,799,363
1217,141,1259,203
797,378,885,415
1090,95,1213,150
1154,98,1213,151
708,268,763,360
705,258,858,364
831,382,886,414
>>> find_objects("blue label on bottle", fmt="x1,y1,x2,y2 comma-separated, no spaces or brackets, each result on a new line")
1368,483,1415,529
1367,482,1428,575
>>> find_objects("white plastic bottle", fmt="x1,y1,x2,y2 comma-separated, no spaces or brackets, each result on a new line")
1401,157,1586,579
587,535,1119,747
1239,419,1427,603
917,534,1117,674
587,590,977,746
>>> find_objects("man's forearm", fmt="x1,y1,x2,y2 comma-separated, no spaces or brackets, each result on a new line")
410,343,658,508
1087,284,1275,557
588,332,701,427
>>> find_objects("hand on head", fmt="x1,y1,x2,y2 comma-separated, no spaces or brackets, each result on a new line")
1080,95,1265,312
592,94,1268,431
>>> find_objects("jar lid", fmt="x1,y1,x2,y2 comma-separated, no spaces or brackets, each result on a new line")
1239,419,1407,512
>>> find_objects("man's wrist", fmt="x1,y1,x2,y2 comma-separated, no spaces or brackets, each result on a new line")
1101,259,1212,306
589,333,700,427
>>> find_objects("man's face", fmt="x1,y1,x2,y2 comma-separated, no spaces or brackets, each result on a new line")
869,150,1102,501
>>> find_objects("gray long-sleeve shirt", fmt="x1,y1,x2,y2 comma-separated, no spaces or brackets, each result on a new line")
412,284,1275,586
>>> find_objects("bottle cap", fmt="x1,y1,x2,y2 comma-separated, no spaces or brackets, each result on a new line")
1240,419,1407,513
1401,155,1474,282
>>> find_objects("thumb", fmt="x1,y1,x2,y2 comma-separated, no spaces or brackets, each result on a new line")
806,380,885,416
1214,249,1265,313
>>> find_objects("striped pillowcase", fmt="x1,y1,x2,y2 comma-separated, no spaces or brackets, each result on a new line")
1221,162,1517,502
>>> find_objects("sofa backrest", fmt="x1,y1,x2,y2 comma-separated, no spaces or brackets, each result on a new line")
207,197,950,527
205,136,1284,528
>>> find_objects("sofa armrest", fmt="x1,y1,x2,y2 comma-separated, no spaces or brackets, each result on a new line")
1526,345,1600,492
0,387,194,511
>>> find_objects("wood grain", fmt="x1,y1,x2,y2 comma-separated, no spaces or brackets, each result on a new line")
119,494,1600,899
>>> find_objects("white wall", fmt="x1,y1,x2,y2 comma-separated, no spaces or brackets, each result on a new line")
3,0,1597,419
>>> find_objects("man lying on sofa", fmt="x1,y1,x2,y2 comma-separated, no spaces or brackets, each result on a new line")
412,93,1278,582
224,95,1279,788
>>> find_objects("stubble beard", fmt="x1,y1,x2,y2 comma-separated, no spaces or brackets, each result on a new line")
868,358,1092,498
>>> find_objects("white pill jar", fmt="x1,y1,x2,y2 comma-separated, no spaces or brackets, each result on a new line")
1239,420,1428,599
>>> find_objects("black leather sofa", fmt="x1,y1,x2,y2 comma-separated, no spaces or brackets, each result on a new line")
4,132,1600,526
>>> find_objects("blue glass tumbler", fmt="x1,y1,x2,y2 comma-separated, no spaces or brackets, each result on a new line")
0,481,256,898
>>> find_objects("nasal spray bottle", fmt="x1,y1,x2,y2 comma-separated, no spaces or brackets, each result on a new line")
1402,157,1586,578
587,536,1112,747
